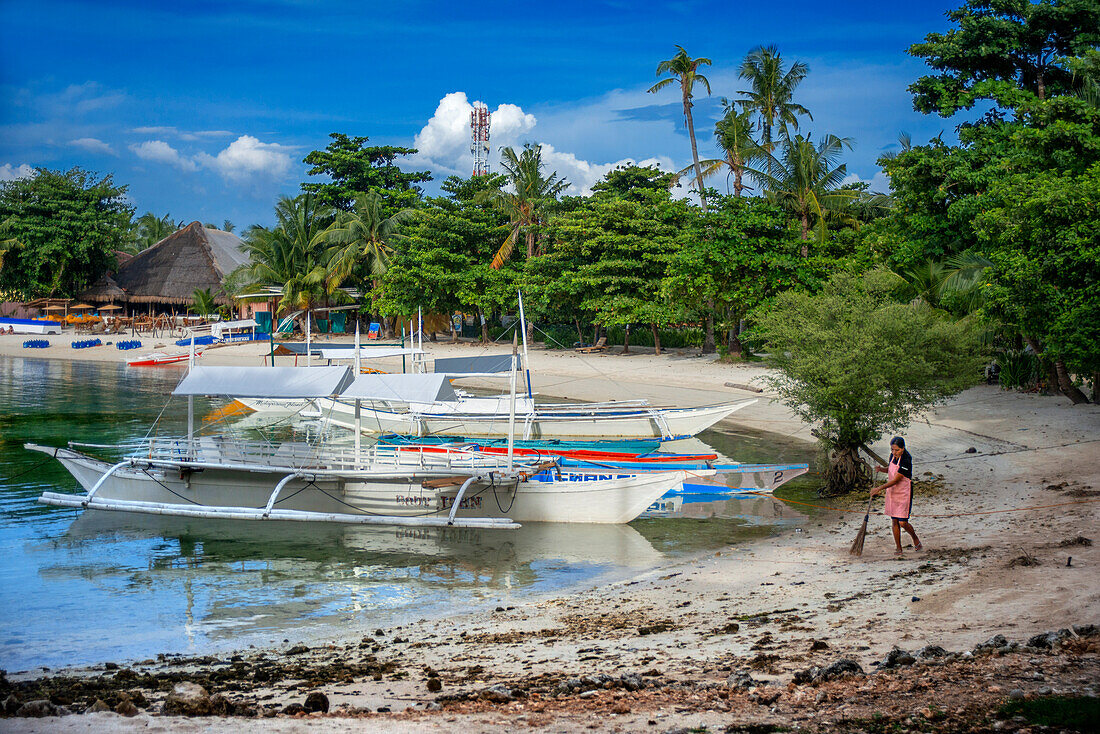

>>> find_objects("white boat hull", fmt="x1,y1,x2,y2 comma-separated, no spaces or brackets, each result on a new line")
40,448,694,525
321,401,750,440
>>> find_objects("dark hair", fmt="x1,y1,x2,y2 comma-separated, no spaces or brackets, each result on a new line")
890,436,905,449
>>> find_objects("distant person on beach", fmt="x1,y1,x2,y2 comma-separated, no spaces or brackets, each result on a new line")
870,436,922,555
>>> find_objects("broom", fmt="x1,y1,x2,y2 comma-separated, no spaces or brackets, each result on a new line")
849,493,874,556
850,444,887,557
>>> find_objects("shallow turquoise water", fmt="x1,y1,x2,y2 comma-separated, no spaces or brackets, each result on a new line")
0,356,815,673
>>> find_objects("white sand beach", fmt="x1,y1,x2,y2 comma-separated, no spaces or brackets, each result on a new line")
2,332,1098,732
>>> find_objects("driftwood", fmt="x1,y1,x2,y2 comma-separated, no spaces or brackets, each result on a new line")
723,382,764,393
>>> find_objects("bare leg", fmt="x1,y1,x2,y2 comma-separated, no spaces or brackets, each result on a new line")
891,519,903,553
900,521,921,550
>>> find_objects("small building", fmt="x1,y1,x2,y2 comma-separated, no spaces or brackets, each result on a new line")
81,222,248,313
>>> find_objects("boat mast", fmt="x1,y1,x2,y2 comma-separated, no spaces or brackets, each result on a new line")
508,331,518,471
354,319,362,465
517,290,533,401
305,310,311,367
187,331,195,450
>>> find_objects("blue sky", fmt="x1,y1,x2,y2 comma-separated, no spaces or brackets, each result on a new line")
1,0,963,229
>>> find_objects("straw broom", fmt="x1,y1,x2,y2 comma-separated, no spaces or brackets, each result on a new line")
850,443,887,557
849,494,874,556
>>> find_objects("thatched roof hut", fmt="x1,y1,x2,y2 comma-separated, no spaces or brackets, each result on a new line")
82,222,247,306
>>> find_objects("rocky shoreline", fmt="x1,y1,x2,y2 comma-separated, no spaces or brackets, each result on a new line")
3,624,1098,732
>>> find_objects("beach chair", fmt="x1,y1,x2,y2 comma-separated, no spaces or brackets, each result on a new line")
576,336,607,354
367,322,381,340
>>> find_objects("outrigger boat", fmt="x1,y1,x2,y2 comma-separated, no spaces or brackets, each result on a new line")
30,347,705,526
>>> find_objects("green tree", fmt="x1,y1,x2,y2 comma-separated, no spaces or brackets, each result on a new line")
302,133,432,214
539,186,687,354
130,211,181,252
749,133,858,252
736,45,812,176
909,0,1100,115
648,45,713,209
377,174,510,341
663,196,806,356
754,270,984,494
883,1,1100,402
238,194,337,321
325,191,415,291
0,167,133,299
694,103,763,198
482,144,569,267
189,287,219,317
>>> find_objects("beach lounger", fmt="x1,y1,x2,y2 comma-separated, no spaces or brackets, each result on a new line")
576,336,607,354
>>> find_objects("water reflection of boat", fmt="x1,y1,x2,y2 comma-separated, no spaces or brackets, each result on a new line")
65,511,664,571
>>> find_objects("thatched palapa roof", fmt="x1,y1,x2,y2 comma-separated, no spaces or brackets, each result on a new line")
82,222,247,306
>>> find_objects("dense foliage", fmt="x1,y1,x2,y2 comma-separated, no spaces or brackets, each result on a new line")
755,271,984,494
302,133,431,215
0,168,133,299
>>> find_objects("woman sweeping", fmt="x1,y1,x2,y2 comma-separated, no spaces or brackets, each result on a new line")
870,436,922,556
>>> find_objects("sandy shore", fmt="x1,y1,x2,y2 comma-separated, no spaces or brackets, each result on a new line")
2,333,1098,732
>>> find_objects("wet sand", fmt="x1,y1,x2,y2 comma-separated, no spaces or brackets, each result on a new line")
2,333,1098,732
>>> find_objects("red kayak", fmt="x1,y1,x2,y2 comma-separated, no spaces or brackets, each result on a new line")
127,351,202,367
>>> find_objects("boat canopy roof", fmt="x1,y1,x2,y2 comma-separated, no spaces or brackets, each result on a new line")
339,373,457,403
319,347,425,360
434,354,514,376
173,365,354,398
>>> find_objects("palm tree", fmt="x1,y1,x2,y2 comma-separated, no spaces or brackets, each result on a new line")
239,194,336,321
690,101,764,197
749,133,857,253
132,212,180,252
736,45,812,177
222,220,235,233
325,191,414,289
483,144,569,269
649,46,713,209
190,287,219,317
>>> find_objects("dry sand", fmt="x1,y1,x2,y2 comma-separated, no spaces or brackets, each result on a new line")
1,332,1098,732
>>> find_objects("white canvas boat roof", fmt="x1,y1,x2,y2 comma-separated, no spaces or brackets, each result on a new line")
339,373,457,403
319,347,426,360
433,354,514,375
173,366,354,398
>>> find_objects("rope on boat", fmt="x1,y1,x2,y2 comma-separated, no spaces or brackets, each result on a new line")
4,456,56,481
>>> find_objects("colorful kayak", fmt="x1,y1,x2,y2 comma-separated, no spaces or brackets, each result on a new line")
127,351,202,367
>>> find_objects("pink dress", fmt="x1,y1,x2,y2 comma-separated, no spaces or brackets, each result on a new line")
883,456,913,521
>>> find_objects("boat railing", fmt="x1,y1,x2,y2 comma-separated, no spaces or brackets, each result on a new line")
92,437,529,473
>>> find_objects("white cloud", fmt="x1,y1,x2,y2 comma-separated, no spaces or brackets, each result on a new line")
195,135,294,183
130,140,197,171
70,137,116,155
842,170,892,193
539,145,675,195
412,92,537,176
0,163,35,181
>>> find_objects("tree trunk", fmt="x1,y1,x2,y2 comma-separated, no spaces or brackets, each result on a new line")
1092,372,1099,404
622,324,630,354
727,318,743,357
479,310,489,343
650,323,662,356
574,317,584,345
824,444,871,497
526,229,536,259
702,308,716,354
1023,334,1066,398
526,320,535,347
683,90,708,211
1054,360,1089,404
800,214,810,256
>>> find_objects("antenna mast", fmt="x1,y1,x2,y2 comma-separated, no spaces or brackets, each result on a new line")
470,103,491,176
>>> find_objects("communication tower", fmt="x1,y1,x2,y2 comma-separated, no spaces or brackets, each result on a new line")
470,103,491,176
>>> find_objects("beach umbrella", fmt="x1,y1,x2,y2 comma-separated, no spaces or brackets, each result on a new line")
70,303,94,310
99,304,122,311
44,306,67,312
